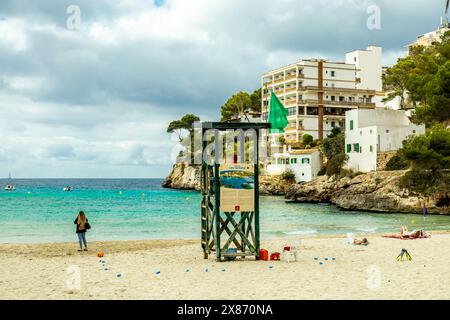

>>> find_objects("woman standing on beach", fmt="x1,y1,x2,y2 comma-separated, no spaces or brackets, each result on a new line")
74,211,90,251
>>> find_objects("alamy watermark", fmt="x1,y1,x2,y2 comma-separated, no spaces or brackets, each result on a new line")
66,264,81,291
66,5,81,30
170,123,282,166
366,264,382,290
366,4,381,30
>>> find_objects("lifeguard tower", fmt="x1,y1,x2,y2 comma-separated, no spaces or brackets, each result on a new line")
199,122,271,262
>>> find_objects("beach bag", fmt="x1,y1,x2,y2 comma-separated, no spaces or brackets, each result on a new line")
85,222,91,230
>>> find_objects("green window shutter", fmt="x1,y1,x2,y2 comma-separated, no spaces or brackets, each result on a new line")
350,120,354,130
346,144,351,153
360,146,362,153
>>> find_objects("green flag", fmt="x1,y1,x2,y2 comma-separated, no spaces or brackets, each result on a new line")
268,91,288,133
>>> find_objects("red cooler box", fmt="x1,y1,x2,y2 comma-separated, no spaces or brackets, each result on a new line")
259,249,269,261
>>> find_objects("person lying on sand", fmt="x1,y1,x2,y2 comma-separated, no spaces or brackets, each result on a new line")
401,226,429,239
383,226,430,240
353,238,369,245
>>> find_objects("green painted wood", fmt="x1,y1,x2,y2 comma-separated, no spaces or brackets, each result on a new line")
254,129,260,257
200,123,267,261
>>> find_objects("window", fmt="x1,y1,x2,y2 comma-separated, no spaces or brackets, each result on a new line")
331,71,336,77
290,158,297,164
354,57,357,62
353,143,359,152
350,120,354,130
331,121,336,128
386,129,389,133
346,144,351,153
370,145,373,152
307,107,318,115
301,158,310,164
288,107,297,116
359,146,362,153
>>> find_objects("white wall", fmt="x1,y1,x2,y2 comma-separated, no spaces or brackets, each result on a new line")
345,109,426,172
377,125,425,152
345,46,382,92
266,151,321,182
346,125,378,172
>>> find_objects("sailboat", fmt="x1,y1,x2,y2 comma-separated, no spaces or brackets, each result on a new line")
4,173,16,191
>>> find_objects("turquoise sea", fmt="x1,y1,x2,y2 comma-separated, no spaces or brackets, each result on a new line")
1,179,450,244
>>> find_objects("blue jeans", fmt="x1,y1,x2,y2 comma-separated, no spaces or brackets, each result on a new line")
77,232,87,249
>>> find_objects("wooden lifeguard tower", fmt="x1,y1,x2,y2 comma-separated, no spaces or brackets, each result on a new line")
199,122,271,262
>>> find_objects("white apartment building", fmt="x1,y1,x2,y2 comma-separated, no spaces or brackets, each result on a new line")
345,109,425,173
266,149,321,182
261,46,383,142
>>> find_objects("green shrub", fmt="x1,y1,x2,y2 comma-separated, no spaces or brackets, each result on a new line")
302,134,313,145
282,169,296,181
317,166,327,176
385,154,409,171
399,170,450,195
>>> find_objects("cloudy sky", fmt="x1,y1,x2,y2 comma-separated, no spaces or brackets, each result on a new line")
0,0,444,178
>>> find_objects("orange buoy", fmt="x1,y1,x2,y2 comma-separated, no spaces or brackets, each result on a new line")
97,251,105,258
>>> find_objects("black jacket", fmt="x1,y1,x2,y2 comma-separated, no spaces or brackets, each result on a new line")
74,218,89,234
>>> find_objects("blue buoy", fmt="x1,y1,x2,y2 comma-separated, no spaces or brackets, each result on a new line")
155,270,161,275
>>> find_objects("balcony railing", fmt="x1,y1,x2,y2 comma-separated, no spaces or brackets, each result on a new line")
304,85,376,95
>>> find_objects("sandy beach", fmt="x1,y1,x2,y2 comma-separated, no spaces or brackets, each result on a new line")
1,233,450,300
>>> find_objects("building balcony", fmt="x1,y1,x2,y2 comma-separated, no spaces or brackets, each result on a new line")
325,100,375,108
300,99,375,108
285,87,297,93
304,85,376,95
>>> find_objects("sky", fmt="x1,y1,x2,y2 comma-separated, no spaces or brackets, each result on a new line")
0,0,445,178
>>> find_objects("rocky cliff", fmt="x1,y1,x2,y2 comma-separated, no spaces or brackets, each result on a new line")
163,164,449,214
259,175,295,195
285,170,450,215
162,163,201,191
162,163,293,194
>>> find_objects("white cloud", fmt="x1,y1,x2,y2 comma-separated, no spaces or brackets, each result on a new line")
0,0,442,177
0,18,28,52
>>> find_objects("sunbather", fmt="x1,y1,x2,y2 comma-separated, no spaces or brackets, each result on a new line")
401,226,428,239
383,226,430,240
353,238,369,245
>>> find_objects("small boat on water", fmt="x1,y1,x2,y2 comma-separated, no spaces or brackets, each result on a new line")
63,186,73,192
4,173,16,191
